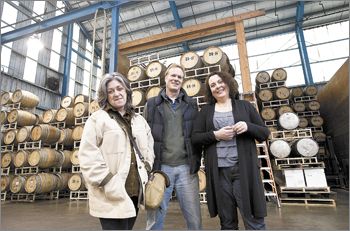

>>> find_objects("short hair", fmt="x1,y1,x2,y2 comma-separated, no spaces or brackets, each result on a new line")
165,63,185,77
204,71,239,104
97,72,135,116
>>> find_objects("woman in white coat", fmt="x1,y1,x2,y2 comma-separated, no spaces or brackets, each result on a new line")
78,72,155,230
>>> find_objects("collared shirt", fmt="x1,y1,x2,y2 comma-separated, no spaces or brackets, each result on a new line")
161,90,184,111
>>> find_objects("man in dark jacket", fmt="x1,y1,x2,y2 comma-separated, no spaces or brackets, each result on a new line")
143,64,202,230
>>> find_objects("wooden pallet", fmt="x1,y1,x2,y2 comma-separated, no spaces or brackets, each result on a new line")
280,198,336,206
279,186,336,206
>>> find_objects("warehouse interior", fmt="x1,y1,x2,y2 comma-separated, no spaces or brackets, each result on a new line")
0,1,349,230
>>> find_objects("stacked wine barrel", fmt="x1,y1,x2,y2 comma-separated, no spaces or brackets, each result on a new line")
130,46,237,113
254,69,322,159
0,91,98,201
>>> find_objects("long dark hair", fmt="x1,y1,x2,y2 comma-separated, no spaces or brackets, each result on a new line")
204,71,239,104
97,72,135,116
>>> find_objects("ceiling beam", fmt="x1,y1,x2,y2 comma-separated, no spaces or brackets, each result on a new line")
296,1,313,85
169,1,189,51
1,0,128,44
119,9,265,54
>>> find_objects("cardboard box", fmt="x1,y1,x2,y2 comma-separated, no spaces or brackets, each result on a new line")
304,168,328,187
284,169,306,187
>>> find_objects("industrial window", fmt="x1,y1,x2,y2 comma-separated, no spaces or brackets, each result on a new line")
1,2,18,33
304,21,349,83
32,1,45,18
23,58,37,83
1,45,12,71
56,1,65,16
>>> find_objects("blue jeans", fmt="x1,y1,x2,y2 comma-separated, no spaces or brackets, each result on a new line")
147,164,202,230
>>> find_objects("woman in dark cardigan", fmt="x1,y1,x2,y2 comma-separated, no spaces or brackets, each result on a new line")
192,71,270,230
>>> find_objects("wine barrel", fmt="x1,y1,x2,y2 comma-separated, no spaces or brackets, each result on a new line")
56,172,72,191
0,111,8,124
290,87,304,98
274,86,290,100
306,101,321,111
70,149,80,165
3,129,17,145
89,100,100,114
14,150,30,168
313,132,327,142
146,61,166,85
72,125,84,141
278,112,299,130
61,96,74,108
298,117,309,128
25,173,59,194
42,109,58,123
73,102,89,118
202,46,230,72
255,71,270,85
31,124,61,144
269,140,291,158
58,128,74,146
1,152,15,168
304,85,318,96
59,150,73,169
16,126,33,143
180,51,204,70
7,109,37,126
309,116,324,127
35,114,43,125
260,108,276,121
145,86,162,100
68,173,86,191
11,89,39,108
1,175,13,192
127,65,146,82
291,138,319,157
257,89,273,102
292,102,306,112
198,169,206,192
28,148,64,168
132,89,146,107
276,105,294,117
271,68,287,82
10,175,27,193
55,108,75,126
74,94,89,104
182,78,203,97
1,91,12,105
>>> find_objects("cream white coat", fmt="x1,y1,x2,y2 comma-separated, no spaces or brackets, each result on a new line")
78,109,154,218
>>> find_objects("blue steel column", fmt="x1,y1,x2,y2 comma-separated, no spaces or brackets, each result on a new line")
296,1,313,85
169,1,189,51
109,4,120,73
62,23,73,97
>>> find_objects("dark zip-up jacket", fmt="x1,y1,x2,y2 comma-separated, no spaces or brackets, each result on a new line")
144,88,201,174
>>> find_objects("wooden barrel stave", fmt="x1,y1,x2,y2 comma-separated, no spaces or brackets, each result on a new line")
68,173,86,191
31,124,61,144
16,126,33,143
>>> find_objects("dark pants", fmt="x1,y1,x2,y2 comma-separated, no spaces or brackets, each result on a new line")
218,166,266,230
99,196,139,230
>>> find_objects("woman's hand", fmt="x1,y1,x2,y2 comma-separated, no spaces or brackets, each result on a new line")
232,121,248,135
214,126,236,141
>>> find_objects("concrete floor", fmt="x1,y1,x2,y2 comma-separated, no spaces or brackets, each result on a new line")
1,188,348,230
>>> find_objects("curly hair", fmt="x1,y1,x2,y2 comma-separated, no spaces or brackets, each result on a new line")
97,72,135,116
204,71,239,104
